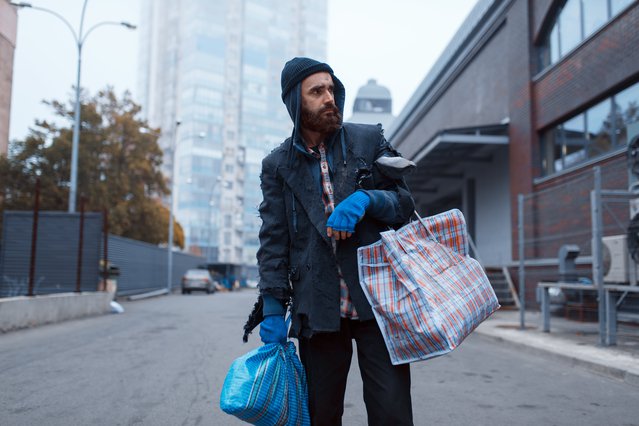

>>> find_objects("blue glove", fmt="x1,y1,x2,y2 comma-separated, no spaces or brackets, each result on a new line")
259,315,287,344
327,190,370,234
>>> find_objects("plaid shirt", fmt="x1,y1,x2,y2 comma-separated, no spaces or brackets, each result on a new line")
308,143,358,319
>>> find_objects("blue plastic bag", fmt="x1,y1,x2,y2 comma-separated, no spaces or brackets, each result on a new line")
220,341,310,426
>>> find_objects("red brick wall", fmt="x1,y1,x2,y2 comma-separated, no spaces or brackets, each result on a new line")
507,0,535,258
533,5,639,129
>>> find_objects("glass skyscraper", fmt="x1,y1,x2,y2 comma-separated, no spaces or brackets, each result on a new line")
137,0,327,266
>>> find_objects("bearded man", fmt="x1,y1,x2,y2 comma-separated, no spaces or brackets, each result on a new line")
250,57,415,425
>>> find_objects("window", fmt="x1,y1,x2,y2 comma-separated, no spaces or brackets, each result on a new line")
611,0,634,15
541,127,562,174
586,99,612,158
583,0,609,36
353,98,392,114
562,114,587,169
538,0,631,71
549,25,560,64
559,0,581,54
612,81,639,146
539,82,638,176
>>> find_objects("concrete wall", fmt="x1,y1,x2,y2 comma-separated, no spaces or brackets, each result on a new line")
0,292,112,332
0,0,17,155
393,10,511,161
466,147,512,265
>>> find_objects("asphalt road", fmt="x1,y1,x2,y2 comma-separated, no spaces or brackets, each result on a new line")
1,290,637,426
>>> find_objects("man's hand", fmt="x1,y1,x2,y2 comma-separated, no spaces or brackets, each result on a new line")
327,191,370,240
259,315,287,344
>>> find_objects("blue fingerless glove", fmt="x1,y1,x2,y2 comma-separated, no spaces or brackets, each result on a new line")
259,315,287,344
326,190,371,232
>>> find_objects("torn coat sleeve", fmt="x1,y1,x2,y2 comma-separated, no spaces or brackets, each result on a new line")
256,154,291,300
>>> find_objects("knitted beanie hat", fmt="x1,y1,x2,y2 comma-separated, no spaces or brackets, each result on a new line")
280,57,346,119
281,57,334,100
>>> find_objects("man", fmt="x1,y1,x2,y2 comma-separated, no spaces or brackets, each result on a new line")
253,57,415,425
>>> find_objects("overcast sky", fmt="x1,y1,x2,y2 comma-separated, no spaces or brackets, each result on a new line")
9,0,477,141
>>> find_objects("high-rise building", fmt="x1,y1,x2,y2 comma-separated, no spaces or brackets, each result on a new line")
0,0,18,155
137,0,327,266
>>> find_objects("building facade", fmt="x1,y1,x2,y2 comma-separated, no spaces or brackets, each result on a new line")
388,0,638,304
348,79,396,129
137,0,327,265
0,0,18,155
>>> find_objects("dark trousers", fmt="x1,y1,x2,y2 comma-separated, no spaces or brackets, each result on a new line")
298,318,413,426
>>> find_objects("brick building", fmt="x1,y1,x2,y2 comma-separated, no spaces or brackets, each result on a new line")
387,0,638,305
0,0,18,155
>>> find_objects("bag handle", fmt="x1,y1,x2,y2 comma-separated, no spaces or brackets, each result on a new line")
384,210,438,243
412,210,437,241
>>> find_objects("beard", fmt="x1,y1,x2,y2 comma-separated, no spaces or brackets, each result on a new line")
301,104,343,134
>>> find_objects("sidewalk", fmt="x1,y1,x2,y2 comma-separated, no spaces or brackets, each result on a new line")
474,309,639,386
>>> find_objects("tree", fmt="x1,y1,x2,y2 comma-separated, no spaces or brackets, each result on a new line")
0,87,184,249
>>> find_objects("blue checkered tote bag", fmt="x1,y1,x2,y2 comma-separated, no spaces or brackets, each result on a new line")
220,341,310,426
357,209,500,365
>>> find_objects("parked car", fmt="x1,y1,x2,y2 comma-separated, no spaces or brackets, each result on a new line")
181,269,216,294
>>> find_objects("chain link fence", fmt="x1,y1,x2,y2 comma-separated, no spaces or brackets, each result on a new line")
518,154,638,343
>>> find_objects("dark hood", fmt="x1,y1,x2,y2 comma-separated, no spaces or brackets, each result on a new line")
280,57,346,149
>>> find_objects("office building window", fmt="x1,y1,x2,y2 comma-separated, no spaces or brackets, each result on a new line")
586,99,613,158
614,82,639,147
611,0,634,15
540,81,638,176
538,0,634,71
583,0,608,36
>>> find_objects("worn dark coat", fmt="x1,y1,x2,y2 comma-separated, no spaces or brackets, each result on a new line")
257,122,414,338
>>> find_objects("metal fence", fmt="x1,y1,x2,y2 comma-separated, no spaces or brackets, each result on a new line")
106,234,205,296
517,155,638,344
0,211,102,297
0,209,205,298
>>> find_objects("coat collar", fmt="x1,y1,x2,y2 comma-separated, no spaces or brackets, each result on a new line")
279,128,355,246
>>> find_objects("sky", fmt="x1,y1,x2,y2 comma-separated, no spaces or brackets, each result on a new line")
8,0,478,141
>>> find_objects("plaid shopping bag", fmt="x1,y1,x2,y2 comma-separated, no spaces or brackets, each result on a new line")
357,209,500,365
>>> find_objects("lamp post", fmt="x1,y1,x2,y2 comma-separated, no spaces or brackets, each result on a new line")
167,120,182,293
11,1,136,213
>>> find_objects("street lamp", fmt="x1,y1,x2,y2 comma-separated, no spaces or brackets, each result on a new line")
11,1,136,213
167,120,182,293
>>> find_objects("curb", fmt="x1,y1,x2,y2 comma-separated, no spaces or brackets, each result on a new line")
127,289,169,301
474,327,639,387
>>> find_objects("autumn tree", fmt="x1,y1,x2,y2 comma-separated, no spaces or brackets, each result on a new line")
0,87,184,248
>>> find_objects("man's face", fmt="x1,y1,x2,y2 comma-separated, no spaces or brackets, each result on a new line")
300,72,342,134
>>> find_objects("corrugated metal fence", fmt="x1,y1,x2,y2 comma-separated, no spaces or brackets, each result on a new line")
106,235,204,296
0,211,102,297
0,210,205,298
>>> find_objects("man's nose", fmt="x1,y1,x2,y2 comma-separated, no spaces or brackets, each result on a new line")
323,91,335,105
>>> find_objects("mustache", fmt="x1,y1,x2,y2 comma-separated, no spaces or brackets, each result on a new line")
320,104,340,115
